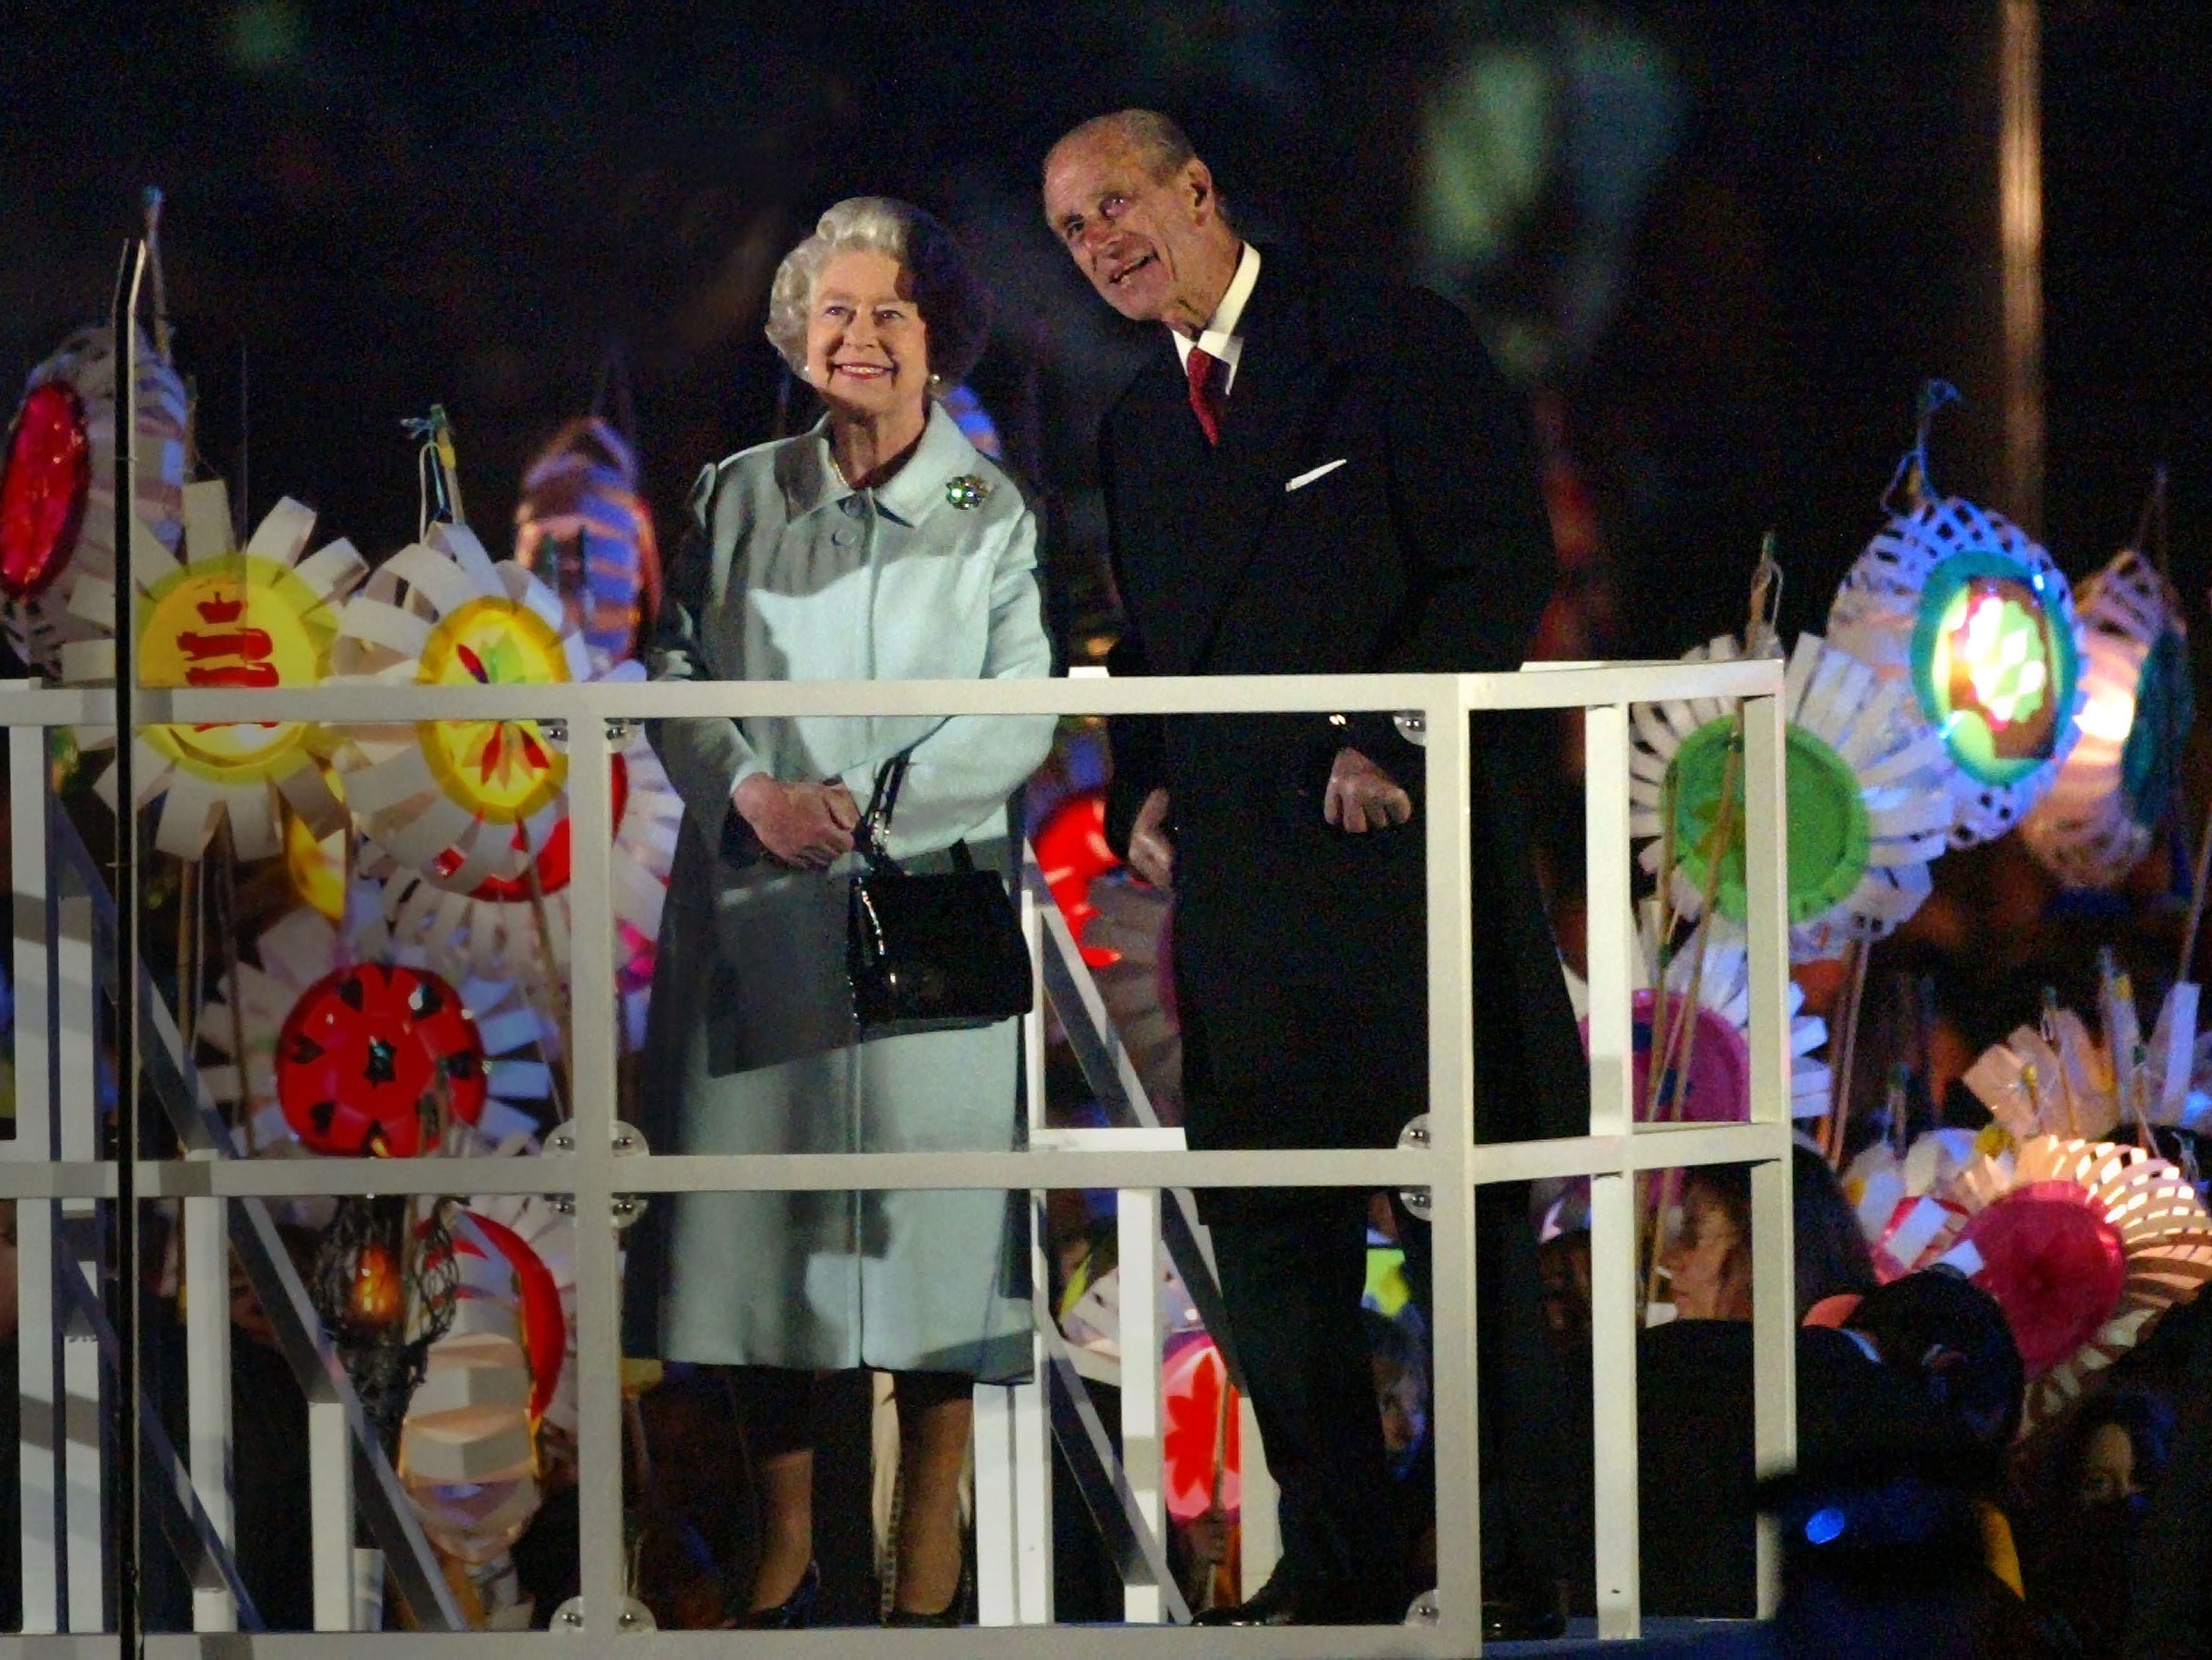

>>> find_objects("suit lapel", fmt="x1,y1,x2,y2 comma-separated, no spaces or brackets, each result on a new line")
1182,260,1347,669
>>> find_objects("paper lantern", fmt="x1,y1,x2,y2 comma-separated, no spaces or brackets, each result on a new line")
202,909,560,1157
2021,549,2192,889
448,1206,571,1429
1842,1129,1983,1279
1566,917,1833,1119
1629,633,1952,961
62,480,365,860
354,723,681,1048
1903,1136,2212,1428
512,416,661,671
1035,790,1122,967
1162,1336,1241,1521
327,523,592,890
0,325,188,674
1828,493,2085,846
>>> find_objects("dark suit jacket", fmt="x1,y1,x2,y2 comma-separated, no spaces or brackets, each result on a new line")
1097,249,1586,1164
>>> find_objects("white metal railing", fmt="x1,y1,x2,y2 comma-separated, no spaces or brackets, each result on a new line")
0,658,1794,1657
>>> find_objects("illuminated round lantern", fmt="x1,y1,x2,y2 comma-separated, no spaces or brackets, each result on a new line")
1035,790,1122,967
1828,494,2085,846
329,524,597,892
512,416,661,671
1162,1335,1240,1521
452,1208,569,1426
274,962,489,1157
356,721,682,1048
0,326,188,675
1629,632,1952,962
204,908,558,1156
1905,1137,2212,1428
63,477,365,860
2021,549,2192,889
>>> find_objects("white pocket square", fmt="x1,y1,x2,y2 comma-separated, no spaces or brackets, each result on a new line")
1284,457,1348,493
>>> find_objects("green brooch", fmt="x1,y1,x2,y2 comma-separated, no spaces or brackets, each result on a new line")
945,474,989,511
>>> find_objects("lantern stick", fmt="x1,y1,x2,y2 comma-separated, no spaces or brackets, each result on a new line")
1823,936,1873,1166
2131,464,2170,578
1209,1366,1233,1511
142,186,173,360
177,854,202,1054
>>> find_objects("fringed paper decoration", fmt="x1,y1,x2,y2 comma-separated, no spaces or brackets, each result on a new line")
1903,1136,2212,1429
1628,632,1952,961
0,325,188,675
200,909,558,1157
1162,1336,1241,1522
63,479,364,860
511,417,661,672
1564,914,1834,1120
1841,1128,1983,1278
354,723,680,1050
2020,548,2193,889
1828,493,2085,847
326,524,597,891
1964,1007,2119,1144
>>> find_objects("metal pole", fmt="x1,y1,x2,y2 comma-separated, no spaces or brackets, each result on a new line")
112,234,147,1651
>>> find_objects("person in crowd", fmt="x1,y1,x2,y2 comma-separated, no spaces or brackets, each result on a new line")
625,195,1055,1629
1628,1147,1881,1616
2023,1386,2176,1657
1660,1143,1877,1323
2126,1296,2212,1656
1043,106,1585,1633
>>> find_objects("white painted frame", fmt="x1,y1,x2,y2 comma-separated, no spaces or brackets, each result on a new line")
0,653,1791,1656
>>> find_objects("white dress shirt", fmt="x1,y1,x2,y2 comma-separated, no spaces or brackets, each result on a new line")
1170,241,1261,397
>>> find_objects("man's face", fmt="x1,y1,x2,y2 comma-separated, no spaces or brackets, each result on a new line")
1044,131,1224,329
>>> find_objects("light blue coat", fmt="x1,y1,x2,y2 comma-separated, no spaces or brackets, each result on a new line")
625,403,1055,1379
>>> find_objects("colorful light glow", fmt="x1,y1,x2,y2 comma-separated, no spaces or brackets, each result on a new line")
1910,552,2078,789
0,382,92,602
350,1241,405,1331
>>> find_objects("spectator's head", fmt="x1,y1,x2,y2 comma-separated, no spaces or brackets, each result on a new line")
1846,1268,2024,1449
2064,1385,2176,1516
1359,1306,1429,1464
1663,1164,1753,1321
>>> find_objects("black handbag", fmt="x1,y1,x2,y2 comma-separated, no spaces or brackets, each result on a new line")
846,749,1035,1036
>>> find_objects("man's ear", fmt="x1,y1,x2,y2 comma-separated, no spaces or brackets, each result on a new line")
1184,160,1216,221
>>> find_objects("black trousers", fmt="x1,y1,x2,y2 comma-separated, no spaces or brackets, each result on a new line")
1206,1181,1573,1612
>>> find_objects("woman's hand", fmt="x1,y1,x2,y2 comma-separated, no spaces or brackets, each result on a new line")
734,775,861,868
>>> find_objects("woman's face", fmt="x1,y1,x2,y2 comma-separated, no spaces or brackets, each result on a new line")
2076,1421,2139,1509
1661,1181,1752,1321
804,249,931,422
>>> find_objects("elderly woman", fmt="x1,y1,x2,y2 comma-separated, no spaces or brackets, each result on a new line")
624,196,1054,1628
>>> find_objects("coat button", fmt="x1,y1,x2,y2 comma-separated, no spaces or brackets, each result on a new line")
833,527,857,546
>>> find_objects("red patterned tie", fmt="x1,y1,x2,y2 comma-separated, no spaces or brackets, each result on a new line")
1186,346,1223,445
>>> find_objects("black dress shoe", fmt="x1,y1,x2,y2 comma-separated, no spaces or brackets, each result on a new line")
884,1601,961,1627
1193,1572,1304,1626
732,1561,820,1629
1193,1571,1400,1627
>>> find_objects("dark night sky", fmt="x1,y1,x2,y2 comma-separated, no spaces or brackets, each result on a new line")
7,1,2212,657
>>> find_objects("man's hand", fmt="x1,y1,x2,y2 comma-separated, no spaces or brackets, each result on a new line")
734,775,860,868
1126,786,1175,890
1324,747,1412,833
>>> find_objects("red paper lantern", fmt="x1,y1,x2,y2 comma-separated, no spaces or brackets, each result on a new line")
453,1210,567,1424
276,964,489,1156
0,382,93,602
1955,1180,2128,1378
1162,1335,1241,1520
431,753,631,903
1035,790,1121,967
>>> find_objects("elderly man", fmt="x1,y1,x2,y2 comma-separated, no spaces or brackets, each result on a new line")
1045,111,1587,1629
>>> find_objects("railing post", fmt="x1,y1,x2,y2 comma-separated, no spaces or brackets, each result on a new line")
11,717,62,1632
56,889,105,1632
1117,1186,1164,1624
1424,677,1482,1648
562,711,628,1636
183,1184,236,1630
1742,688,1798,1616
1584,701,1642,1640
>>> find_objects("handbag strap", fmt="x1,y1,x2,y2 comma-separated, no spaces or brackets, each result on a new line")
856,747,977,872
